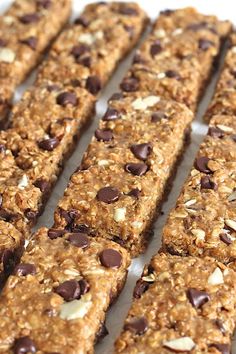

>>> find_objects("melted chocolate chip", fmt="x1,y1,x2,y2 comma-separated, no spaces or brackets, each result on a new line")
165,70,181,79
120,77,139,92
48,228,66,240
151,110,167,122
125,163,148,176
210,343,230,354
127,188,140,199
14,263,36,276
97,186,119,203
68,232,90,249
95,129,113,141
38,137,60,151
19,13,39,24
199,39,214,51
103,108,120,121
85,75,101,95
55,280,81,302
208,127,224,138
33,178,50,193
13,336,36,354
133,279,149,298
187,288,210,308
130,143,152,160
200,176,217,190
194,156,211,173
150,42,162,57
220,233,232,245
100,249,122,268
124,317,148,335
20,36,37,50
56,92,77,106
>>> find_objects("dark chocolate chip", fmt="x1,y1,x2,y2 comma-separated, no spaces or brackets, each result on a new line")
97,186,119,203
24,209,38,222
47,84,60,92
37,0,51,8
103,108,120,121
78,279,90,295
55,280,81,302
71,44,90,59
118,6,138,16
95,128,113,141
85,75,101,95
34,178,50,193
133,279,149,298
48,228,66,240
150,42,162,57
125,163,148,176
20,36,37,50
208,127,224,138
124,317,148,335
0,39,7,47
130,143,152,160
220,233,232,245
120,77,139,92
151,110,167,122
199,39,214,51
108,92,123,102
19,13,40,24
14,263,36,276
0,209,17,222
200,176,217,190
77,56,91,67
187,288,210,309
165,70,181,79
68,232,90,249
96,322,109,342
210,344,230,354
127,188,140,199
194,157,211,173
38,137,60,151
215,319,227,335
100,249,122,268
13,336,36,354
56,92,77,106
186,22,213,32
160,9,174,15
74,16,89,27
133,53,145,64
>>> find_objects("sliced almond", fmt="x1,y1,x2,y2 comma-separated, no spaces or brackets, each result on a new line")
225,219,236,231
59,294,92,320
191,229,205,240
131,96,160,110
0,48,15,63
228,191,236,202
18,174,28,190
184,199,196,207
216,124,233,133
208,267,224,285
163,337,195,352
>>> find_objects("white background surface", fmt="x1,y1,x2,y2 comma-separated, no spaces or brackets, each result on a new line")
1,1,235,353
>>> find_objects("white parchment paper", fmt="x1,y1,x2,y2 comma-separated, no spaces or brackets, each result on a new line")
1,1,235,353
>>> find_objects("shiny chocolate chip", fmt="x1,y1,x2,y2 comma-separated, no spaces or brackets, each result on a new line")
187,288,210,309
103,108,120,121
55,280,81,302
130,143,152,160
215,319,227,335
208,127,224,138
120,77,139,92
13,336,36,354
100,249,122,268
19,13,39,24
34,178,50,193
48,228,66,240
56,92,77,106
79,279,90,295
125,163,148,176
68,232,90,249
95,128,113,141
133,279,149,299
20,36,37,50
127,188,140,199
124,317,148,335
200,176,217,190
14,263,36,276
38,137,60,151
85,75,101,95
97,187,119,203
194,156,211,173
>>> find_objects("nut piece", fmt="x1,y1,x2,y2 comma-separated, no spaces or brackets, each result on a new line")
207,267,224,285
216,124,233,133
131,96,160,110
228,191,236,202
191,229,205,241
18,174,28,190
225,219,236,231
59,293,92,320
163,337,196,352
114,208,126,222
0,48,15,63
154,29,166,38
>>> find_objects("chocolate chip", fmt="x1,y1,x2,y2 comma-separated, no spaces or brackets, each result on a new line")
97,186,119,203
200,176,217,190
48,228,66,240
124,317,148,335
20,36,37,50
194,157,211,173
47,84,60,92
13,336,36,354
215,319,227,335
120,77,139,92
125,163,148,176
71,44,90,59
130,143,152,160
38,137,60,151
0,39,7,47
95,129,113,141
127,188,140,199
118,6,138,16
210,344,230,354
74,16,89,27
100,249,122,268
0,209,17,222
24,209,38,222
133,279,149,298
151,110,167,122
108,92,123,102
150,42,162,57
187,22,210,32
37,0,51,8
160,9,174,16
14,263,36,276
187,288,210,308
68,232,90,249
96,322,109,342
85,75,101,95
103,108,120,121
55,280,81,302
19,13,39,24
199,39,214,51
34,178,50,193
2,249,14,273
220,233,232,245
208,127,224,138
78,279,90,295
56,92,77,106
77,56,91,68
165,70,181,79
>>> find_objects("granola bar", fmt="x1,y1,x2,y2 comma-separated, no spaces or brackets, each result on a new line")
115,253,236,353
53,94,193,256
0,227,130,353
162,114,236,264
120,8,232,111
36,2,148,93
0,0,72,127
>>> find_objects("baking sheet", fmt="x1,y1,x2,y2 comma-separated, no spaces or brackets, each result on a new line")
1,0,235,353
